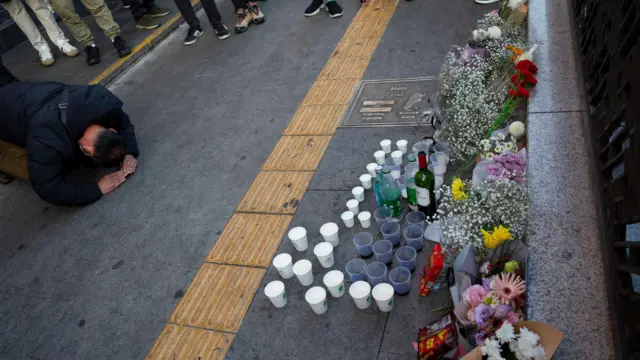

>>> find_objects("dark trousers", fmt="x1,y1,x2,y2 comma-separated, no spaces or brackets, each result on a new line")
173,0,247,27
130,0,154,19
0,57,19,88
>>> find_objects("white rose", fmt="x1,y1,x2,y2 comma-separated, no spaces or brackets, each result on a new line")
487,26,502,39
509,121,526,139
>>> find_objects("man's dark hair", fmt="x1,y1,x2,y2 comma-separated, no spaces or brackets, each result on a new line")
94,130,125,165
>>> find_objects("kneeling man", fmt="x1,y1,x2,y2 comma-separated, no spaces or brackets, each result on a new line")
0,81,139,205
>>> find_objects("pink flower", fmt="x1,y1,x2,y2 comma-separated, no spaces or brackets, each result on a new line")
507,312,522,323
462,285,489,307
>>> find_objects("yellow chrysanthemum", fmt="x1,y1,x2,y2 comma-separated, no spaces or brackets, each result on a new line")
482,225,513,249
451,177,468,201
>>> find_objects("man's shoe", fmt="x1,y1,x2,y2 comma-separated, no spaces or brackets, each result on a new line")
0,171,13,185
247,1,265,24
38,48,55,66
113,36,132,57
184,27,203,45
57,41,79,57
325,1,343,18
305,0,324,16
213,22,231,40
85,45,101,66
147,6,171,17
235,8,251,33
136,14,160,29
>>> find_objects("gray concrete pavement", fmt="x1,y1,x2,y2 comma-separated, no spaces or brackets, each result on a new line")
0,0,495,358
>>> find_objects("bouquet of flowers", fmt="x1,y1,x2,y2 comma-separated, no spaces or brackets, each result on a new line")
486,152,526,183
478,131,519,161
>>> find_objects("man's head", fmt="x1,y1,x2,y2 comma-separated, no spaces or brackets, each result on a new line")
79,124,125,166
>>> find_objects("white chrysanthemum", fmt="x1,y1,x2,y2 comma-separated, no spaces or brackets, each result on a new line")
517,327,541,350
485,152,494,160
497,132,506,140
495,145,505,153
496,322,516,344
505,142,514,151
481,139,491,146
487,26,502,39
507,0,522,9
484,143,492,152
509,121,526,139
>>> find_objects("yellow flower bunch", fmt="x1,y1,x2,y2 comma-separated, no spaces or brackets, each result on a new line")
481,225,513,249
451,177,468,201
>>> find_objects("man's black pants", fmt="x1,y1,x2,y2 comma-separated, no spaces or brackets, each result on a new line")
173,0,248,28
130,0,155,19
0,57,18,88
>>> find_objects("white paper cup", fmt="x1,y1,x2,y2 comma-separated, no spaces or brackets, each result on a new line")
341,211,355,228
305,286,328,314
349,281,372,309
366,163,378,178
352,186,365,202
346,199,360,215
357,211,372,228
293,259,313,286
380,139,392,154
320,222,340,247
374,151,386,165
359,174,372,189
391,150,403,165
372,283,394,312
288,226,308,252
323,270,345,298
272,253,294,279
396,139,408,154
264,280,287,308
314,242,335,268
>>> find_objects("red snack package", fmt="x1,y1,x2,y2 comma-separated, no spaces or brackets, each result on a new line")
419,244,444,296
417,313,459,360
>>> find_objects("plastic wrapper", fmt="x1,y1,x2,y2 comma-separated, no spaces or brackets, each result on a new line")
417,314,460,360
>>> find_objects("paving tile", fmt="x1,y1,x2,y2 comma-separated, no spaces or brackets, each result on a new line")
169,264,265,332
263,136,332,171
319,55,372,80
308,126,431,191
284,105,348,135
302,79,360,106
146,324,234,360
237,171,314,214
206,214,292,267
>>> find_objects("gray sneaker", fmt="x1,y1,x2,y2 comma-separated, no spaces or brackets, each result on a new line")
136,14,160,29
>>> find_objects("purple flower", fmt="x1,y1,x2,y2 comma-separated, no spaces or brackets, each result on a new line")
482,277,493,291
474,330,487,345
473,304,494,327
494,304,511,319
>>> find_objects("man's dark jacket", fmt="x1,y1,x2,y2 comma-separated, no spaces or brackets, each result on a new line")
0,81,139,206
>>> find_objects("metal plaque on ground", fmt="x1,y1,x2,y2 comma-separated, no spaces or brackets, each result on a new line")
341,77,439,127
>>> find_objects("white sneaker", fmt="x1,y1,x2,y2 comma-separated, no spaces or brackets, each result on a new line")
57,41,79,57
38,48,55,66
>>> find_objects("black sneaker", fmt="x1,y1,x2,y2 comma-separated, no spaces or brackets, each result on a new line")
184,27,203,45
84,45,101,66
305,0,324,16
213,22,230,40
325,0,343,18
113,36,131,57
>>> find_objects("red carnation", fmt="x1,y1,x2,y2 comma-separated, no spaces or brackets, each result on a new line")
525,76,537,85
517,87,530,97
519,69,533,78
508,89,517,96
515,60,538,73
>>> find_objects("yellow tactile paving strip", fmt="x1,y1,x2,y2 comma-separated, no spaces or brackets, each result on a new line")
263,135,332,171
206,214,292,267
236,171,314,214
146,0,399,357
169,264,265,332
147,324,234,360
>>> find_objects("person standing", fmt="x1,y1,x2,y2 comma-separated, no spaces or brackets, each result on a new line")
173,0,230,44
234,0,264,34
50,0,132,66
127,0,171,30
0,0,79,66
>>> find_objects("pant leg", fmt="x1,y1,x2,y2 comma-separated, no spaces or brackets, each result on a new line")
79,0,120,40
173,0,200,28
230,0,247,11
1,0,49,52
24,0,69,46
0,141,29,181
200,0,222,26
50,0,95,45
0,56,19,87
129,0,153,19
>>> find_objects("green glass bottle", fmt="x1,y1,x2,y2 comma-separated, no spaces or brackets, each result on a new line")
405,154,418,211
381,167,403,218
414,151,436,218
